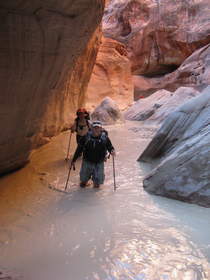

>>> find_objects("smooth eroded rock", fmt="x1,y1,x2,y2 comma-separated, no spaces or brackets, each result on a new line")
125,87,200,124
139,86,210,207
0,0,105,174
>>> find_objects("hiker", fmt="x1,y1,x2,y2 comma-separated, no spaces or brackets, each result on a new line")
71,121,115,188
70,108,91,144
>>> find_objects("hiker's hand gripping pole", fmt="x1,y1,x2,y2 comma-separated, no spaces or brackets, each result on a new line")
64,161,75,191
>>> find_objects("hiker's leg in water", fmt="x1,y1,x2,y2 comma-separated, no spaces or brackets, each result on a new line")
92,162,104,188
80,160,92,188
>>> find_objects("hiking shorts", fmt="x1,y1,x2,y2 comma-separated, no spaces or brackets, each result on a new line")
80,160,105,185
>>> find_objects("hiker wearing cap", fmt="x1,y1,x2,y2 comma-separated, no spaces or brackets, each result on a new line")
70,108,91,144
71,121,115,188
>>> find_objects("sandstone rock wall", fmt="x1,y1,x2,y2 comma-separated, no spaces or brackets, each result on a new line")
86,36,133,111
133,43,210,99
37,27,102,147
0,0,105,174
103,0,210,76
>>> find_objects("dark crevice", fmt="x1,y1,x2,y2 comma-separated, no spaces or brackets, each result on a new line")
118,14,131,37
142,64,180,78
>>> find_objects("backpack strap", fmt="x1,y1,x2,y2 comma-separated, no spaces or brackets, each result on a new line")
100,131,108,143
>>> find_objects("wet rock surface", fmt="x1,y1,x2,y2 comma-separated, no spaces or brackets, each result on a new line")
139,86,210,207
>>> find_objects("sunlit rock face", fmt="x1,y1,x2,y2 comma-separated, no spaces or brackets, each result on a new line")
37,28,102,147
134,43,210,99
103,0,210,76
138,86,210,207
91,97,122,124
0,0,105,174
125,87,201,124
86,36,133,111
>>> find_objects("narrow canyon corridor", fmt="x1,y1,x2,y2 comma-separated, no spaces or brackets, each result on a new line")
0,122,210,280
0,0,210,279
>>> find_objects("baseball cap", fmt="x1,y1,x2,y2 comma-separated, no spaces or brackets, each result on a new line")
92,121,102,128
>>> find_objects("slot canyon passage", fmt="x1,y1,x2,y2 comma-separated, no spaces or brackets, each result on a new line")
0,0,210,279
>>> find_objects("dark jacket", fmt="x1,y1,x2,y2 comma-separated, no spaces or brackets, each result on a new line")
72,131,114,163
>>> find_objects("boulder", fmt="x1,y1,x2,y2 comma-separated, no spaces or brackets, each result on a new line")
125,87,200,124
138,86,210,207
91,97,122,124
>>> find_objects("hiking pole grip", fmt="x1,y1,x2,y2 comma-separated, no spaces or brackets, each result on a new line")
112,155,117,191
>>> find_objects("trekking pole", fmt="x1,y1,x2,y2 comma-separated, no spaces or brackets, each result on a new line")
65,131,72,161
112,155,117,191
64,162,75,191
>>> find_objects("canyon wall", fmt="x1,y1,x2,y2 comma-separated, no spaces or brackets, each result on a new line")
0,0,105,174
103,0,210,76
86,36,133,111
133,43,210,99
37,28,102,147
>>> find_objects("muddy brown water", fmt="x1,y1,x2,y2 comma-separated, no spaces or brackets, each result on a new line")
0,122,210,280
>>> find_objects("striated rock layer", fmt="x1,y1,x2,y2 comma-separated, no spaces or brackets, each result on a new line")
103,0,210,76
0,0,105,174
138,86,210,207
134,43,210,99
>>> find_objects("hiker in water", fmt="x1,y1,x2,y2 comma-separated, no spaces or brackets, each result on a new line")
70,108,91,144
71,121,115,188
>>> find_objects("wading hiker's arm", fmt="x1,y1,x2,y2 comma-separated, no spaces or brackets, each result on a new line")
106,137,115,156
